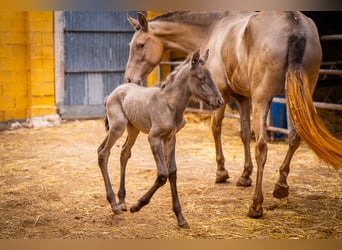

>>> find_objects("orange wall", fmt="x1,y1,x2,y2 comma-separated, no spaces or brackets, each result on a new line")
0,11,55,122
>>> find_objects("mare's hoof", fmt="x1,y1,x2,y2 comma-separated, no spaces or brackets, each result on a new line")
215,169,229,183
236,176,252,187
247,205,263,218
273,182,289,199
179,221,190,229
112,206,123,215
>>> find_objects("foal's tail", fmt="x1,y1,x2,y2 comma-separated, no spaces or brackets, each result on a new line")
286,33,342,169
103,96,109,132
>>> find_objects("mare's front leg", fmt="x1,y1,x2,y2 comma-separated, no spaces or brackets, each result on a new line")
117,123,140,211
166,135,189,228
212,104,229,183
130,132,168,213
98,123,126,214
235,95,253,187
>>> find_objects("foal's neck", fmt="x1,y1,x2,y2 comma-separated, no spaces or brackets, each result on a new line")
161,68,192,112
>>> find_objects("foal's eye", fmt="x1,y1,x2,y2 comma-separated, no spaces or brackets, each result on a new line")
136,43,145,49
197,75,205,82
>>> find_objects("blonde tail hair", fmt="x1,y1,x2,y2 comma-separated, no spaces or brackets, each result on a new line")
286,67,342,168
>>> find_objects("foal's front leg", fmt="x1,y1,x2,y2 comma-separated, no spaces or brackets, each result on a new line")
167,135,189,228
130,133,168,213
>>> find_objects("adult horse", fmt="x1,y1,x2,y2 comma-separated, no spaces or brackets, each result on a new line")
124,11,342,218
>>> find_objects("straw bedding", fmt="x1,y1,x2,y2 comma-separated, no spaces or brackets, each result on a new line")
0,113,341,238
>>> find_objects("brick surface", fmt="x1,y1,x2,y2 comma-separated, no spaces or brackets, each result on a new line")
0,11,55,122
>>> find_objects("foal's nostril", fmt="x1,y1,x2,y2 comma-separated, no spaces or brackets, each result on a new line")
217,98,224,107
126,77,132,83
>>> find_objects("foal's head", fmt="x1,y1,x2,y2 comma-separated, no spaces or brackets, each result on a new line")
187,49,224,110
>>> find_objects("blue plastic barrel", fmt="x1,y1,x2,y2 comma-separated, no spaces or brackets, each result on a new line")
271,95,287,139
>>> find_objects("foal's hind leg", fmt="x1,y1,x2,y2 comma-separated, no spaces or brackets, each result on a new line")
130,133,168,213
273,120,300,199
98,121,126,214
117,123,140,211
212,104,229,183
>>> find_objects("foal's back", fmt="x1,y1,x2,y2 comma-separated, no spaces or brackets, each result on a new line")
106,83,160,134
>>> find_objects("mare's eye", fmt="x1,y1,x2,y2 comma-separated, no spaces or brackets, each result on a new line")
136,43,145,49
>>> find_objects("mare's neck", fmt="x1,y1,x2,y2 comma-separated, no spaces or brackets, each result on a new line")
149,21,210,53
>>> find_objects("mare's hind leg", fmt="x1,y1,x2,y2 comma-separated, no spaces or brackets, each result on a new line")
98,118,127,214
235,95,253,187
117,123,140,211
167,135,189,228
273,120,300,199
130,133,168,213
212,104,229,183
248,98,272,218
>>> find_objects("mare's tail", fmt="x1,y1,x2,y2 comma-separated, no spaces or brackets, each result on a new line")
285,33,342,169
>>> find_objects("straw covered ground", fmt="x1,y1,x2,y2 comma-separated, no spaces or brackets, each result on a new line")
0,113,341,239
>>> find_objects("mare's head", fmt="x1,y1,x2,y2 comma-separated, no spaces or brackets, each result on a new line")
125,12,165,85
188,49,223,110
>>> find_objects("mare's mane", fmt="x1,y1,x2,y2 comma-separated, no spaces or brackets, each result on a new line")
150,11,229,28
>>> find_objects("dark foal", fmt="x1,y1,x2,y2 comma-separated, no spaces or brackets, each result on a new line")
97,49,223,228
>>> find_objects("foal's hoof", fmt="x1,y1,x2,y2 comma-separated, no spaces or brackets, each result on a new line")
117,203,127,212
215,169,229,183
273,182,289,199
130,204,141,213
112,206,123,215
179,221,190,229
236,176,252,187
247,204,263,218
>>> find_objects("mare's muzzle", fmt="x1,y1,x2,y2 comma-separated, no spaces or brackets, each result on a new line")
125,76,143,86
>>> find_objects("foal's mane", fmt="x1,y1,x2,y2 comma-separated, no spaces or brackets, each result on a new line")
155,56,191,89
150,11,229,28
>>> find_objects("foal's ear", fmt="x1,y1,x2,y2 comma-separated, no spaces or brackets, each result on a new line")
137,12,148,32
202,49,209,62
191,49,201,68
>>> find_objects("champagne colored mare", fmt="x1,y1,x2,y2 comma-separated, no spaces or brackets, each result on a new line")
98,50,223,228
124,11,342,218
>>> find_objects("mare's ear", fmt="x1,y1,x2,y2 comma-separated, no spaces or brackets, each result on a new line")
127,14,140,30
137,12,148,32
202,49,209,62
191,49,201,68
127,12,148,32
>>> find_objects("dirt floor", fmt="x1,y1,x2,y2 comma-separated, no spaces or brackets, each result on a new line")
0,113,341,239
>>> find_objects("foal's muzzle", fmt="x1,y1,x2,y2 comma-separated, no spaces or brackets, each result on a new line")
211,97,224,110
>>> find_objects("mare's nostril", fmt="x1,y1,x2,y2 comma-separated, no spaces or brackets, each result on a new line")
126,77,132,83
